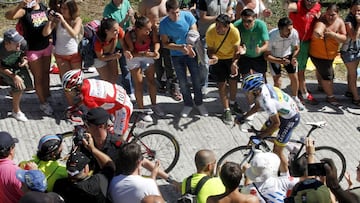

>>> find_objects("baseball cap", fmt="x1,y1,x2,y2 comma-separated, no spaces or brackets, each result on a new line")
37,134,62,154
4,29,24,43
0,131,19,149
66,151,91,176
16,169,47,192
245,152,280,182
83,107,110,125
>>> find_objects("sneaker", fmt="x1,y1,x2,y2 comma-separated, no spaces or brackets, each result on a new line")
222,110,232,125
293,96,305,111
201,86,209,96
152,105,165,117
141,114,153,122
12,111,28,122
197,104,208,117
129,93,136,102
40,102,53,115
305,93,319,105
180,106,193,118
230,102,243,114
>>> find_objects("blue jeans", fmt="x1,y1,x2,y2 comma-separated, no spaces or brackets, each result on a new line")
118,48,134,94
198,37,209,88
171,55,203,107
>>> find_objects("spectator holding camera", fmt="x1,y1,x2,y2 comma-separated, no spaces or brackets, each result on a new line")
53,133,115,203
323,158,360,203
18,134,67,192
285,138,334,203
82,107,177,182
0,29,33,122
6,0,54,116
42,0,83,106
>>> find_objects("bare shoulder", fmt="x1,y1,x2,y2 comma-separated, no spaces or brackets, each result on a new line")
238,193,260,203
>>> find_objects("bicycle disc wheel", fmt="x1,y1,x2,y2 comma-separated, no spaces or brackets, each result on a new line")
134,130,180,174
216,146,252,176
301,146,346,182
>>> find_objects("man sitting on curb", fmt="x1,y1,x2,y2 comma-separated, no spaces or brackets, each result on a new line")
0,29,33,122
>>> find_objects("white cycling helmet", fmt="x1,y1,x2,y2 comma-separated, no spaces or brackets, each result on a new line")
62,70,84,91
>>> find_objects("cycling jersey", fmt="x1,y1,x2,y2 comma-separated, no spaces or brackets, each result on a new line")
258,84,299,119
258,84,300,146
242,174,299,203
80,79,133,135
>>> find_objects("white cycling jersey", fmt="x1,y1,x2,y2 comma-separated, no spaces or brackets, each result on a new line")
257,84,299,119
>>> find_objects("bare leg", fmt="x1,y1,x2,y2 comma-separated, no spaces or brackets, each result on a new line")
29,58,50,104
273,145,288,173
272,74,282,88
218,82,229,109
345,60,360,101
288,73,299,97
12,91,23,113
144,65,157,105
229,79,238,102
131,67,144,108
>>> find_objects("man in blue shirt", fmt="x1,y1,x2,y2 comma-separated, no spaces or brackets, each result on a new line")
159,0,207,118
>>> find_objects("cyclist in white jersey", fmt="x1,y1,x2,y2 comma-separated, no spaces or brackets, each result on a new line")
236,73,300,173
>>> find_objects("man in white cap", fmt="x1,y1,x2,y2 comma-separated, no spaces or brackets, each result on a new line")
0,29,32,121
242,152,298,203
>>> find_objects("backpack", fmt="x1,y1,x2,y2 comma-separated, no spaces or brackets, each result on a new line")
177,175,210,203
79,20,100,68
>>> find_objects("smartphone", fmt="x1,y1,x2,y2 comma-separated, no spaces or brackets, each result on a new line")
26,0,36,8
307,163,326,176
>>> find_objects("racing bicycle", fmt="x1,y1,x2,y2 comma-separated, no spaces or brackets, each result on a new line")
216,120,346,182
60,108,180,174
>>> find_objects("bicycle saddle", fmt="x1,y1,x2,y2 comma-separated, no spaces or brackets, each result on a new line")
305,121,326,128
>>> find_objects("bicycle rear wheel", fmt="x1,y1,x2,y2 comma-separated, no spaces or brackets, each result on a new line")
134,130,180,174
301,146,346,182
216,146,253,176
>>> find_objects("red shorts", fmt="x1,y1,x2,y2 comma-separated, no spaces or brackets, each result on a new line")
54,53,82,64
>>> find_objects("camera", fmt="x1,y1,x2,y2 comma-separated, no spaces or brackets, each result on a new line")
73,125,86,146
49,10,57,17
307,163,326,176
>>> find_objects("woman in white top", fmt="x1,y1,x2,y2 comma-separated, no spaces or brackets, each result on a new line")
43,0,82,105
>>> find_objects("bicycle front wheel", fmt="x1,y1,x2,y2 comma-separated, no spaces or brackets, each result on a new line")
301,146,346,182
216,146,253,176
134,130,180,174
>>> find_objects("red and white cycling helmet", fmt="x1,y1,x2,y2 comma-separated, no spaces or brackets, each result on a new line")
62,70,84,91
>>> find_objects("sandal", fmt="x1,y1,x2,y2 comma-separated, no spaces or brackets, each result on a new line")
326,96,341,107
352,99,360,106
